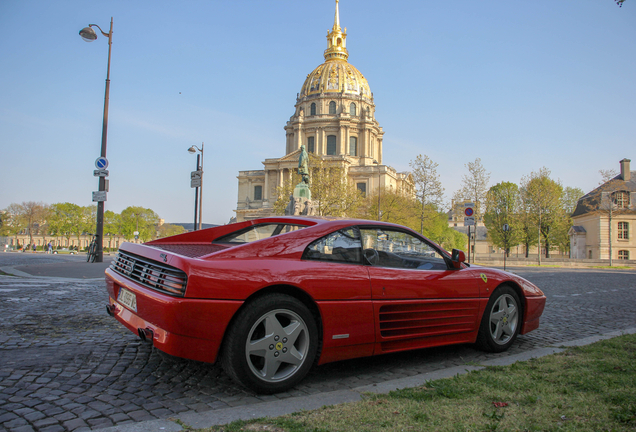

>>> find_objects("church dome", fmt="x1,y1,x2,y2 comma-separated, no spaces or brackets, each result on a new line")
298,0,371,100
300,60,371,99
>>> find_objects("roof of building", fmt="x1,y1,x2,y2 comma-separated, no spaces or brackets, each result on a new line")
571,170,636,218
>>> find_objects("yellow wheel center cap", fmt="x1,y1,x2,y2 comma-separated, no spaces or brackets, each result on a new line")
276,342,283,350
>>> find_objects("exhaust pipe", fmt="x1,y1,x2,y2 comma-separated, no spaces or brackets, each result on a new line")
138,328,154,343
106,304,117,317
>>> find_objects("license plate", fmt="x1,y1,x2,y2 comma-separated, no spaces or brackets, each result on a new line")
117,287,137,312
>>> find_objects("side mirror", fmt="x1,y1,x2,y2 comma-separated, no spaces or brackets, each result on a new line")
451,249,466,268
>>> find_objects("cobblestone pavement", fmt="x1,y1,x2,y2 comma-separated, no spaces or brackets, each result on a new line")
1,256,635,431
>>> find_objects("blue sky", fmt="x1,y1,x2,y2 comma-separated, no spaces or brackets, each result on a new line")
1,0,634,225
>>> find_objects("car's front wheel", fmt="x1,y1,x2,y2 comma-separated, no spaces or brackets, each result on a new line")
476,285,522,353
221,294,319,394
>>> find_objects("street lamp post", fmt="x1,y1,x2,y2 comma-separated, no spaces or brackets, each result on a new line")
80,18,113,263
373,160,381,221
188,143,204,230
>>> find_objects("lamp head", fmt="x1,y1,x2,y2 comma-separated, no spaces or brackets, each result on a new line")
79,26,98,42
188,146,197,154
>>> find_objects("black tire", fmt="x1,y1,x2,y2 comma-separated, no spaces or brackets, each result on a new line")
221,294,319,394
475,285,522,353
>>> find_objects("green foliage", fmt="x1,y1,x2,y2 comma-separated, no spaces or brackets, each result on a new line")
158,223,186,238
120,206,160,242
520,168,567,258
484,182,522,254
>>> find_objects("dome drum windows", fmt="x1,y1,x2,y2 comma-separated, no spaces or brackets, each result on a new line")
349,137,357,156
307,136,315,154
329,101,337,115
326,135,337,155
310,103,316,116
349,103,356,116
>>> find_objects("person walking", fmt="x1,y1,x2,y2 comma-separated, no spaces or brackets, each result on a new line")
47,242,52,254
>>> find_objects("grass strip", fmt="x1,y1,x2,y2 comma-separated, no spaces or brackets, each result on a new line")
205,333,636,432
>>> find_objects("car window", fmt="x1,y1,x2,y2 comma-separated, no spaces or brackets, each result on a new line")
303,227,362,264
213,223,306,244
359,228,448,270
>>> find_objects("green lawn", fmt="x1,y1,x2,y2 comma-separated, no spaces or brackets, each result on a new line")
200,334,636,432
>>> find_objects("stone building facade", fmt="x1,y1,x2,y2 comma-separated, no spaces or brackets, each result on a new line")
235,1,411,222
570,158,635,261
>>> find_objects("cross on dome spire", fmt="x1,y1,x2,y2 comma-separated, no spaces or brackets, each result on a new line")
324,0,348,62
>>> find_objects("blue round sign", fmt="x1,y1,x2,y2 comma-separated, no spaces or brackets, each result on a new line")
95,157,109,169
464,207,474,217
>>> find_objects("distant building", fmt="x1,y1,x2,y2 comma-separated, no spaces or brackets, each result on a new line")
570,158,635,260
235,1,411,222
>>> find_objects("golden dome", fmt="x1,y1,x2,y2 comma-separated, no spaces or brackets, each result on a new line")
300,60,371,98
299,0,372,99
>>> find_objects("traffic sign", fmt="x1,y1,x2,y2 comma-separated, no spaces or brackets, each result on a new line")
92,191,107,202
191,170,202,188
502,223,510,232
93,169,109,177
95,157,109,169
464,216,475,226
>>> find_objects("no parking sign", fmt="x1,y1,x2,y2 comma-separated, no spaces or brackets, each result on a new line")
464,202,475,226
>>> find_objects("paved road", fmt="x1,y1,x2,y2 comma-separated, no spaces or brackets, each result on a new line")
1,253,635,431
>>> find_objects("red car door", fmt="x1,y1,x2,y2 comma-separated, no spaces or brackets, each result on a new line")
358,227,481,355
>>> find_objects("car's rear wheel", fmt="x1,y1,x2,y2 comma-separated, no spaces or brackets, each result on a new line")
476,285,522,353
221,294,319,394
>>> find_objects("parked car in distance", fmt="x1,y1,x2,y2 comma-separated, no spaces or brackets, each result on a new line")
53,248,76,255
105,217,546,394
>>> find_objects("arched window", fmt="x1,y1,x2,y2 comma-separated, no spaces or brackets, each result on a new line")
327,135,337,155
350,103,356,116
310,103,316,116
349,136,357,156
618,250,629,260
329,101,336,115
307,136,315,153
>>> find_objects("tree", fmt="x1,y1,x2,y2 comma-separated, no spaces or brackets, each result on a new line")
6,202,49,247
48,203,94,250
274,155,364,217
455,158,491,217
356,186,419,226
409,154,445,234
599,169,618,185
520,168,563,262
0,204,27,247
484,182,522,256
120,207,160,242
158,223,186,238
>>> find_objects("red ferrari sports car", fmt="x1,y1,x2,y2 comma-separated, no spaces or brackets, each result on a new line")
105,217,545,393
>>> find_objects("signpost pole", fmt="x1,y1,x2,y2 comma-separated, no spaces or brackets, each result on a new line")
193,154,200,231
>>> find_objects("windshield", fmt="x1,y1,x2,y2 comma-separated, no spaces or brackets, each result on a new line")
213,223,307,244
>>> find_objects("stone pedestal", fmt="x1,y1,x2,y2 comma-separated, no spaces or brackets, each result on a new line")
284,183,316,216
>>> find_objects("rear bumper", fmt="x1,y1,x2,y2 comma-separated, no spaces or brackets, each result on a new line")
521,295,546,335
105,268,242,364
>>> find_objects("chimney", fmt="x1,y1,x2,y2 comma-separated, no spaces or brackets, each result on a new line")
620,158,631,182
